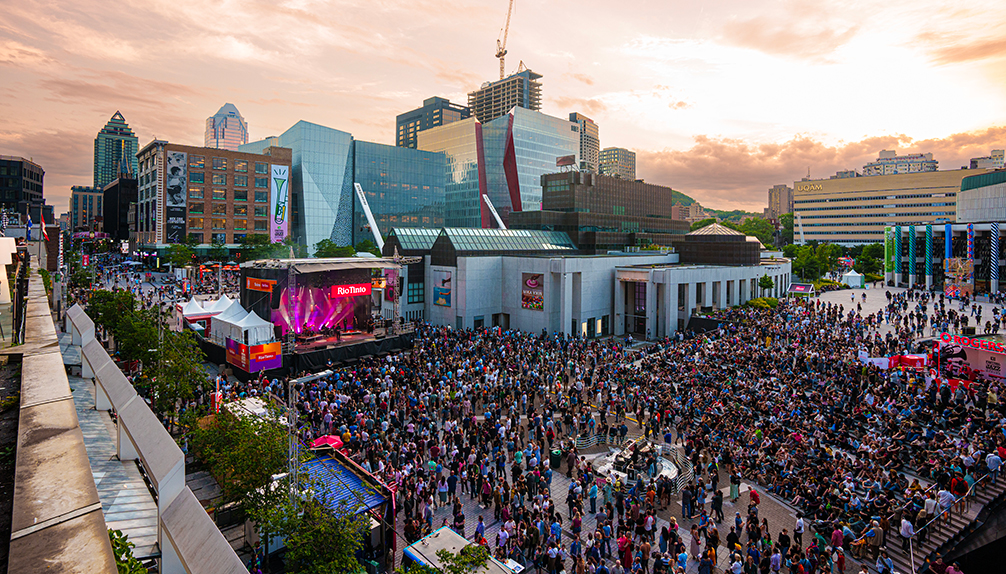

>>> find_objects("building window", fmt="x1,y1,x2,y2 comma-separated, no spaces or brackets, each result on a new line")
213,233,226,243
190,172,204,184
189,203,204,214
212,189,227,201
212,157,227,170
234,233,246,242
408,282,425,304
254,177,268,188
234,219,247,230
212,218,226,229
255,162,268,174
255,191,268,202
212,173,227,185
234,175,248,187
254,220,267,231
234,190,247,201
234,160,248,173
234,205,247,216
254,206,267,217
189,187,204,199
212,203,227,215
189,156,204,169
190,217,204,229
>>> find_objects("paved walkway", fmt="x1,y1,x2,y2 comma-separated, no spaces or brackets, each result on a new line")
67,371,159,559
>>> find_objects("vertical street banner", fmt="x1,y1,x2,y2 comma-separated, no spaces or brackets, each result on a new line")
164,151,187,244
270,165,289,243
993,223,1000,289
925,224,933,278
908,226,916,276
894,225,902,276
884,227,893,274
967,223,974,261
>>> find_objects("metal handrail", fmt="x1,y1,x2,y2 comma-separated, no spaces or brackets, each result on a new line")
849,480,940,545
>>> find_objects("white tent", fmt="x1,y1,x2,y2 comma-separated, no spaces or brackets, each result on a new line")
232,311,275,346
842,269,865,288
203,294,233,314
208,300,249,344
178,297,205,317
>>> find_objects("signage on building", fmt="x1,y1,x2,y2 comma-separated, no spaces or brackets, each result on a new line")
330,282,372,298
164,151,187,244
270,165,289,243
556,155,576,167
796,184,823,192
246,277,276,293
433,270,451,307
226,338,282,372
521,273,544,310
939,332,1006,355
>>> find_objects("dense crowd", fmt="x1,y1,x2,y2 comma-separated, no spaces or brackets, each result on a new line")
213,291,1006,574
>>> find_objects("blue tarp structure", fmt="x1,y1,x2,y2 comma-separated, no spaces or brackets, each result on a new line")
301,454,387,513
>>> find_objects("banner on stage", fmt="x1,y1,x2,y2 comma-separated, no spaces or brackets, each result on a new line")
227,338,282,372
246,277,276,293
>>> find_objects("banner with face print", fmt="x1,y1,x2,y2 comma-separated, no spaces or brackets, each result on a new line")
165,151,187,244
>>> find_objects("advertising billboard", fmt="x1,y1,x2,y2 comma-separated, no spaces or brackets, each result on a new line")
556,154,576,167
433,270,451,307
270,165,289,243
226,338,283,373
246,277,276,293
521,273,544,310
330,282,372,298
165,151,187,244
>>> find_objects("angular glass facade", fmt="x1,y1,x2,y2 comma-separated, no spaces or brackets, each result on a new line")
243,121,355,251
352,141,445,244
204,103,249,151
94,111,138,189
417,118,483,228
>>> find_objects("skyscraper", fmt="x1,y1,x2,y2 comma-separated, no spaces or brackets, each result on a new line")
468,69,542,124
93,111,138,189
396,97,471,149
599,147,636,180
205,103,249,151
766,184,793,220
0,156,44,210
569,113,599,173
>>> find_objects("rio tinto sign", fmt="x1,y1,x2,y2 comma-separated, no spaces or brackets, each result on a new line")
270,165,289,243
331,283,372,298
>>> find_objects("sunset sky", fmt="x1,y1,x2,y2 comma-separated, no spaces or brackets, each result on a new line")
2,0,1005,215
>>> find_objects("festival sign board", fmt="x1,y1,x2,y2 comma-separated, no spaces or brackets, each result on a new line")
521,273,544,310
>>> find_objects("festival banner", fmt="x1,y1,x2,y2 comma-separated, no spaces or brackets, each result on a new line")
521,273,544,310
330,282,372,298
433,270,451,307
246,277,277,293
270,165,290,243
164,151,187,244
226,338,282,372
938,332,1006,381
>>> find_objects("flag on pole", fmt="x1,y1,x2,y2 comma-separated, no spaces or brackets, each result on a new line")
0,211,6,237
40,211,49,242
25,213,32,242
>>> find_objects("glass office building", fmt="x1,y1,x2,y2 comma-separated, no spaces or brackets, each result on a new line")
94,111,138,189
417,118,484,228
396,97,470,149
243,121,446,253
353,141,445,244
205,103,249,151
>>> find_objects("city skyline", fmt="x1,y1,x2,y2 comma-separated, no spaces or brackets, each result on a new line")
1,0,1004,215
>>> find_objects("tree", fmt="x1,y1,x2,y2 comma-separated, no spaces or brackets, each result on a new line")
208,237,229,261
184,233,201,247
758,274,775,296
690,218,717,231
238,234,285,262
150,329,211,425
280,497,369,574
779,213,795,245
166,243,195,268
397,546,490,574
314,239,355,258
854,243,885,275
283,235,308,258
355,239,381,257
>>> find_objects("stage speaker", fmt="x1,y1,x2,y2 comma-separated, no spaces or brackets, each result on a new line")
963,326,976,335
374,333,386,340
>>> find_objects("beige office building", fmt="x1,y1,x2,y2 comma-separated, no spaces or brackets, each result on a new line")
793,168,989,244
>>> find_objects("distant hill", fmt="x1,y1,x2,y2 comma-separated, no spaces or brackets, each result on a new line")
671,190,696,206
708,209,762,223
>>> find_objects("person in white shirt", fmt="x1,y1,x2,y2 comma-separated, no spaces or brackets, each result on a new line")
987,452,1002,484
899,516,915,551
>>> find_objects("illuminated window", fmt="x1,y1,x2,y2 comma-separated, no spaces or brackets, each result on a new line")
188,187,204,199
234,175,248,187
212,218,226,229
212,173,227,185
212,189,227,201
234,205,247,216
212,204,227,215
189,156,204,169
255,162,268,174
234,160,248,173
212,157,227,170
190,217,204,229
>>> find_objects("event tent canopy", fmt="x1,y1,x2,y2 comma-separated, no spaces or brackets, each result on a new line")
842,270,865,288
203,294,233,314
232,311,275,346
179,298,205,317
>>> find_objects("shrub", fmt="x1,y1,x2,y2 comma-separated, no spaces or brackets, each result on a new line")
745,297,779,309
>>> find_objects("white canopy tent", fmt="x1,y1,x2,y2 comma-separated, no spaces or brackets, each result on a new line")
231,311,275,346
203,294,234,314
842,269,865,288
178,297,205,317
208,300,249,344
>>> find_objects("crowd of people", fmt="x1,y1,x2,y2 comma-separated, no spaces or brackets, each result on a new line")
208,288,1006,574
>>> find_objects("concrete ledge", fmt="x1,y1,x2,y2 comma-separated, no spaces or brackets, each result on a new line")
8,507,118,574
20,348,72,408
117,396,184,494
94,360,138,412
160,487,247,574
66,303,94,347
11,398,100,534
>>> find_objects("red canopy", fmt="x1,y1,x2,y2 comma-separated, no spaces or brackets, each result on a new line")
310,435,344,450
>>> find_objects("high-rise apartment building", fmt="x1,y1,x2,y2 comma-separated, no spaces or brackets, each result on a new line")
102,176,138,242
0,156,44,210
970,149,1005,170
135,141,291,246
396,97,471,149
205,103,249,151
569,113,599,173
418,108,579,228
93,111,138,189
599,147,636,180
765,184,794,220
468,69,542,123
242,121,446,251
70,186,103,231
862,150,938,176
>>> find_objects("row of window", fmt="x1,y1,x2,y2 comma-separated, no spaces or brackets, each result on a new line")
187,188,269,202
795,202,955,212
189,204,269,217
188,173,268,188
188,218,268,231
794,192,955,204
802,210,955,219
187,156,269,174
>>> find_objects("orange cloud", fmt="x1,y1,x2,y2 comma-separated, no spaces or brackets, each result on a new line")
722,15,859,61
638,126,1006,212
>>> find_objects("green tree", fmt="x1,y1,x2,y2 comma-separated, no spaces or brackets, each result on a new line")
758,274,775,296
166,243,195,268
150,329,210,426
283,235,308,258
280,496,369,574
238,234,285,262
689,218,717,231
208,237,229,261
314,239,355,258
396,546,491,574
108,529,148,574
354,239,381,257
184,233,201,247
779,213,795,245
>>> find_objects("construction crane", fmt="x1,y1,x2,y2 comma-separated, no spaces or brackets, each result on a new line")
496,0,514,80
